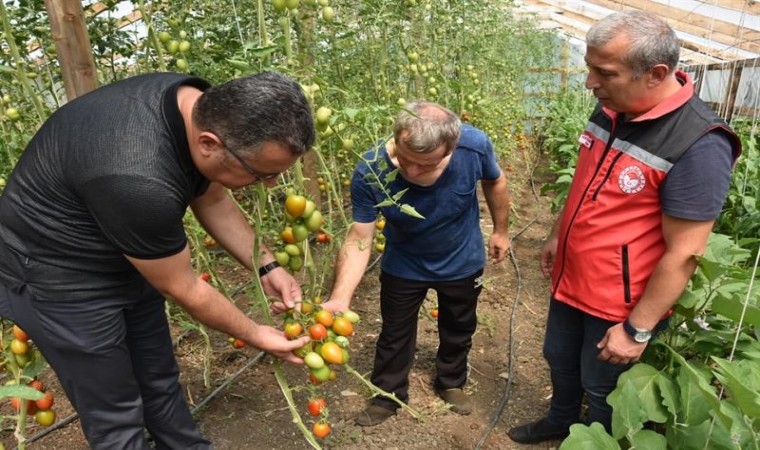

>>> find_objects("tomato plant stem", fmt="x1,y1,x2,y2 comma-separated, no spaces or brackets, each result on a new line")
344,363,421,420
272,361,322,450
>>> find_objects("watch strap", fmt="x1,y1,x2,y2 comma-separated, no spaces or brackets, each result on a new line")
258,261,281,277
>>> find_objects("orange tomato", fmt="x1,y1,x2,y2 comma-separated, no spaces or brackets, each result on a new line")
331,317,354,336
313,421,331,439
12,325,29,342
320,341,344,365
314,310,334,328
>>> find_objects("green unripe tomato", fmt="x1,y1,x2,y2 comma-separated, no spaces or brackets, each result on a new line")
304,352,325,369
322,6,335,22
158,31,171,43
272,0,287,12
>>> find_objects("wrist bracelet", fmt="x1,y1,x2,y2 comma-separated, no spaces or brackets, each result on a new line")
258,261,281,277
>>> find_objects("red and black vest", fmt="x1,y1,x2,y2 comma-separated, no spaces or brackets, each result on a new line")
551,71,741,322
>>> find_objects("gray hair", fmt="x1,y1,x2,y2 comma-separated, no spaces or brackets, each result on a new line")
393,102,461,154
192,71,315,156
587,10,680,77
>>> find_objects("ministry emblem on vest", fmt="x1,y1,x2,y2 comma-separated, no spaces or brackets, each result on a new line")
619,166,645,194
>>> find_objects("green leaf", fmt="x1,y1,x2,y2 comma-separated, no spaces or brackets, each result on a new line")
666,418,733,450
675,289,699,311
630,429,667,449
719,400,760,450
677,370,711,425
667,346,731,429
399,204,425,219
374,199,394,208
657,372,679,419
559,422,620,450
391,188,409,202
0,384,44,401
609,380,645,439
711,357,760,419
712,295,760,328
383,169,398,184
617,364,668,423
343,108,360,120
226,59,253,71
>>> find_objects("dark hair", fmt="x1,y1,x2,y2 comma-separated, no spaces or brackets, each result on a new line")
587,10,680,77
192,71,315,156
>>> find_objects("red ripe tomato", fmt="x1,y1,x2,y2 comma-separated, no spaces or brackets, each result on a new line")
308,323,328,341
199,272,211,283
35,409,56,427
12,325,29,342
307,397,327,416
11,397,36,414
314,310,334,328
284,321,304,339
316,233,331,244
313,421,331,439
431,308,439,319
231,338,246,349
320,341,344,365
35,391,54,411
331,317,354,337
28,380,44,392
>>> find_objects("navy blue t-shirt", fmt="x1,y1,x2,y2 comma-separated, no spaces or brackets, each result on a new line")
351,124,502,281
661,129,734,220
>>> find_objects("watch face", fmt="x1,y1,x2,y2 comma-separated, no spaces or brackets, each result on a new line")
634,331,652,343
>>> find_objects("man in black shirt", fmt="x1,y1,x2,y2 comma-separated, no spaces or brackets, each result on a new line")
0,71,314,449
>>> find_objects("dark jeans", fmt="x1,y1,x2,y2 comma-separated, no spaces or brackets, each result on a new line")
543,298,667,432
0,241,211,450
371,270,483,411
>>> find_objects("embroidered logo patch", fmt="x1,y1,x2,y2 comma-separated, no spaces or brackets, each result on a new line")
474,275,484,289
578,133,593,149
619,166,646,194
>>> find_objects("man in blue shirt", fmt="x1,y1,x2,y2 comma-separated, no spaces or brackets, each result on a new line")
323,102,511,425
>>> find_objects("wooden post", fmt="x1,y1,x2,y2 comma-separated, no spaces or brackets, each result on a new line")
44,0,98,100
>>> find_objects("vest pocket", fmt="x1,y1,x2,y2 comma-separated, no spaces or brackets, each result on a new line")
622,244,631,303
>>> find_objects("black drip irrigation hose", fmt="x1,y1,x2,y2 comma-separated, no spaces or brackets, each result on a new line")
474,219,536,450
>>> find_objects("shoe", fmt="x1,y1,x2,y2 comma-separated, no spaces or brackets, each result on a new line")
354,404,396,427
436,388,472,415
507,417,571,444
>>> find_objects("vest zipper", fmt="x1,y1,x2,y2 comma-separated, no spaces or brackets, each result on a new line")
622,244,631,303
592,152,624,201
552,123,618,295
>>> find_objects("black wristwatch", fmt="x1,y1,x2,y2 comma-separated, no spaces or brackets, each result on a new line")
258,261,281,277
623,319,652,343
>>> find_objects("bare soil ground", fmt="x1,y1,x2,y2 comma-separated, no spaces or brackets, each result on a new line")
2,156,563,450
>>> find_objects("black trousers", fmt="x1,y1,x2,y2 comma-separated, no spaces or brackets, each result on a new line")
0,241,211,450
371,269,483,411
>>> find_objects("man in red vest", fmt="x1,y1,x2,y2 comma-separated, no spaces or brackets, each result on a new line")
509,10,741,444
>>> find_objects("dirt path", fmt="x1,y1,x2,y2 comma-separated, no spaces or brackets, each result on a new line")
6,157,563,450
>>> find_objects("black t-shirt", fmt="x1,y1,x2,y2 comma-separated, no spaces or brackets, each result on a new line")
0,73,211,281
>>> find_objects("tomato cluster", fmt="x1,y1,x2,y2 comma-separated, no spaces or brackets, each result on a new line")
283,300,360,439
374,214,386,253
275,192,328,272
7,325,57,427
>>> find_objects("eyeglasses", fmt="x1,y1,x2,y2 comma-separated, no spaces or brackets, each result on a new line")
224,145,281,182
